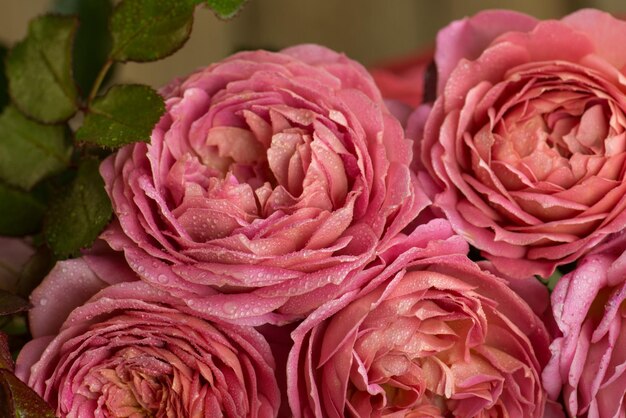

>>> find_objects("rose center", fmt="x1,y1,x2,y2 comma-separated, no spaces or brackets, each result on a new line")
500,99,611,160
88,348,179,416
473,63,626,199
201,125,275,190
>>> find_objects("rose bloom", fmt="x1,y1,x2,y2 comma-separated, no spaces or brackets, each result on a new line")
287,218,553,417
543,232,626,417
411,9,626,278
15,252,281,417
101,44,423,324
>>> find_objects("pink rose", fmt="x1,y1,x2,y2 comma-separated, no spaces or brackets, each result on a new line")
287,219,551,417
101,44,425,324
543,232,626,417
16,253,281,417
411,9,626,278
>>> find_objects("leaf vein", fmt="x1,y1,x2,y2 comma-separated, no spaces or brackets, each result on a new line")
89,108,144,134
37,44,75,108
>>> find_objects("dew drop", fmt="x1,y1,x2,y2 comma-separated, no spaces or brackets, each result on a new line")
39,298,48,306
119,204,131,216
223,302,237,315
157,274,168,284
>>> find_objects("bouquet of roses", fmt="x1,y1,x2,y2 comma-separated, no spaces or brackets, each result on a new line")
1,1,626,417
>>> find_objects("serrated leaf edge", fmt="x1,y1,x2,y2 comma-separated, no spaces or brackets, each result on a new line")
77,84,165,149
7,14,79,124
109,1,196,63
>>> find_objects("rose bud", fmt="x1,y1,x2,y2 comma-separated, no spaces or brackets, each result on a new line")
101,44,425,324
543,232,626,417
15,253,281,417
287,219,552,417
410,9,626,278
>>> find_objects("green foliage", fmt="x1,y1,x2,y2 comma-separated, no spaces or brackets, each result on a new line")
0,106,71,191
0,334,11,370
13,248,54,298
0,371,56,418
203,0,249,18
546,269,563,292
6,15,78,123
110,0,196,62
0,333,56,417
0,184,45,236
54,0,114,99
44,159,112,259
0,292,29,317
0,46,8,112
77,84,165,148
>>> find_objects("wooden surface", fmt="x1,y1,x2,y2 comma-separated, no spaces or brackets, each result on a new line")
0,1,623,88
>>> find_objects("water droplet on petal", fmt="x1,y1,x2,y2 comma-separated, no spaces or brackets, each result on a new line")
223,302,237,315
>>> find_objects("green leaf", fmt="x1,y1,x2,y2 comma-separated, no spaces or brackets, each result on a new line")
44,158,112,259
6,15,78,123
0,106,72,190
0,315,28,339
110,0,196,62
202,0,248,19
0,292,30,317
0,46,8,112
54,0,114,99
546,269,563,292
31,168,77,206
0,333,13,371
76,84,164,148
15,248,54,299
0,380,10,418
0,183,45,236
0,370,56,418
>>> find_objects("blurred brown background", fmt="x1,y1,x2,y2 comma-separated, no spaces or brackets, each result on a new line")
1,0,625,88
